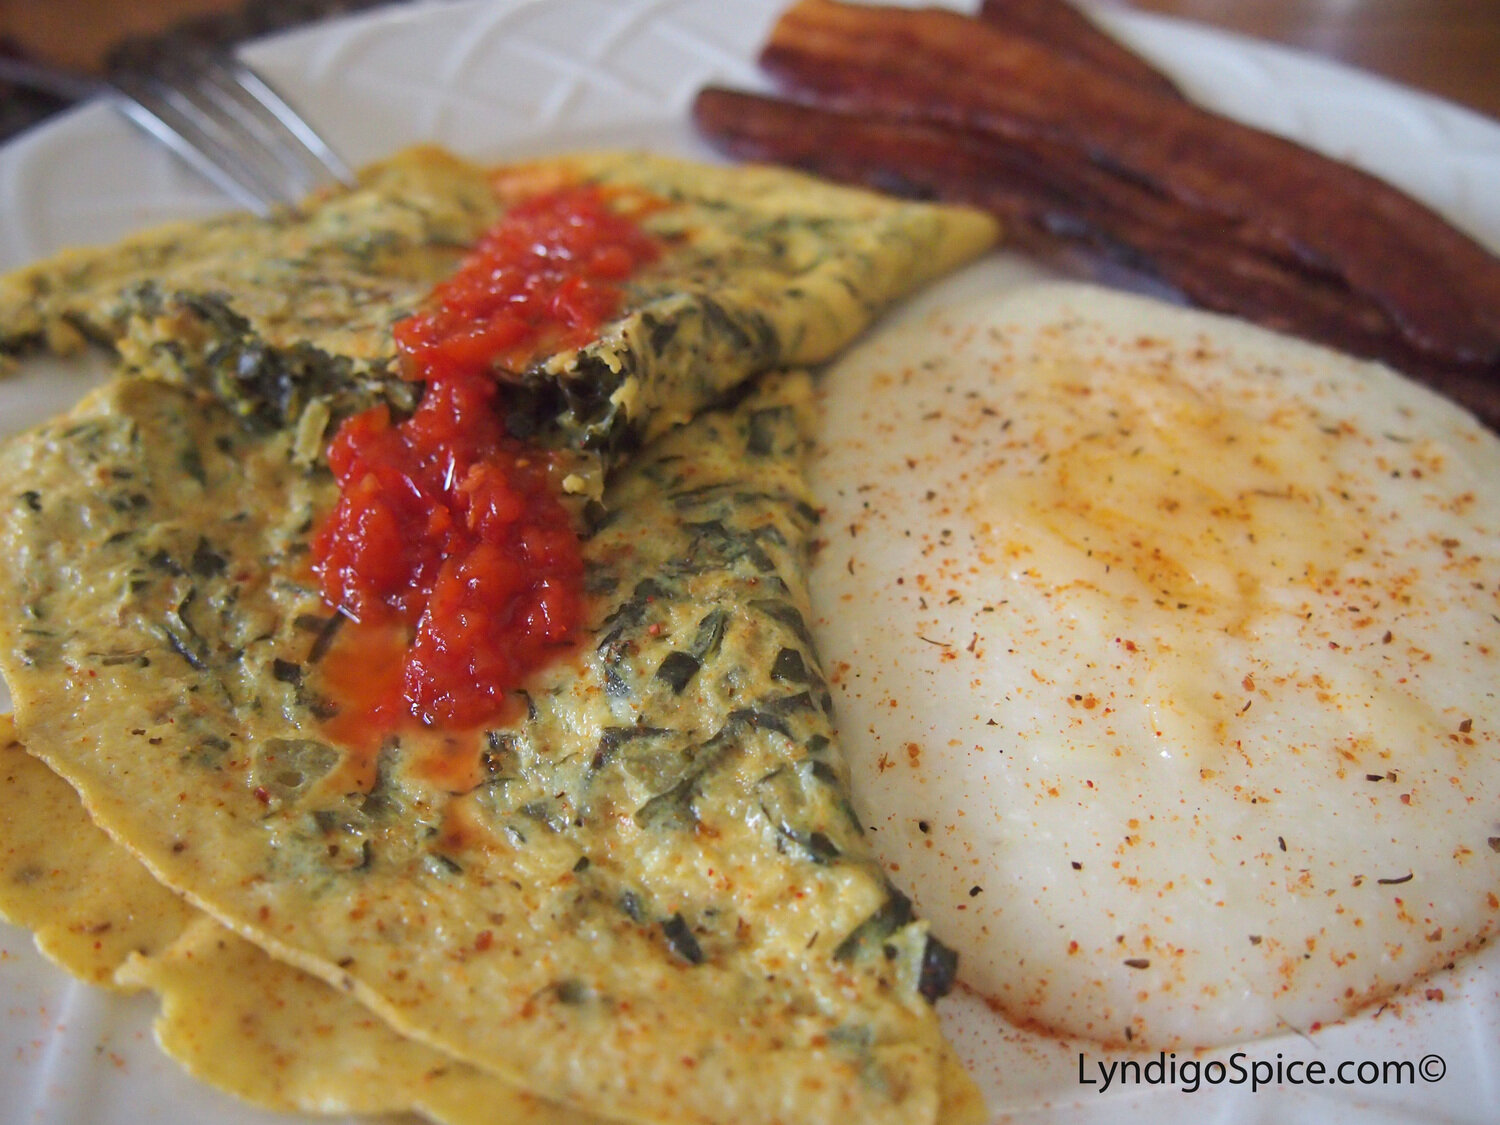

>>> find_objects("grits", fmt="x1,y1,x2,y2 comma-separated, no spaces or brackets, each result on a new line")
810,279,1500,1048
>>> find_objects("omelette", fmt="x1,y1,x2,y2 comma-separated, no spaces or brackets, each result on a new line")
0,148,996,1124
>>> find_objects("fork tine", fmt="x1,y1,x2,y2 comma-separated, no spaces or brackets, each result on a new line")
107,52,351,216
109,69,285,214
186,61,326,199
212,56,354,188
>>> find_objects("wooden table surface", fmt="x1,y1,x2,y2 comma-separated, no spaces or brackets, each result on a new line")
1111,0,1500,122
2,0,1499,124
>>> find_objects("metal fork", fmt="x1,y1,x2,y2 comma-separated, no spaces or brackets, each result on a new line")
109,49,355,214
0,49,353,215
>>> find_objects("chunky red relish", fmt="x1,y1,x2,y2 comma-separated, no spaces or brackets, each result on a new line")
310,184,660,731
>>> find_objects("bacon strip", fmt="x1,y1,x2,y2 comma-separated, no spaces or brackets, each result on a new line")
747,0,1500,377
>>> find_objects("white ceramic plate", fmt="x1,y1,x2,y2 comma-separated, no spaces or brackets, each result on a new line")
2,2,1498,1123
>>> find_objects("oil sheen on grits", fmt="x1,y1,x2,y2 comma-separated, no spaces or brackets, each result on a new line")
808,278,1500,1049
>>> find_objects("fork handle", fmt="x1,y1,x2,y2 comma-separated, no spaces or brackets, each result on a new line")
0,55,103,102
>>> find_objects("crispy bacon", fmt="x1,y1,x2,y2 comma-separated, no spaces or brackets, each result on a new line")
692,0,1500,427
760,1,1500,362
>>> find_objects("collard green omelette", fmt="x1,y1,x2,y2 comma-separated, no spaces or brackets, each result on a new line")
0,146,996,1124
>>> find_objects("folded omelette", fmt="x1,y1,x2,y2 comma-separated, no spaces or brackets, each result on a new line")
0,147,996,1124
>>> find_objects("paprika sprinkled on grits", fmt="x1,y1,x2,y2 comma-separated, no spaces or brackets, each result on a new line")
809,279,1500,1049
